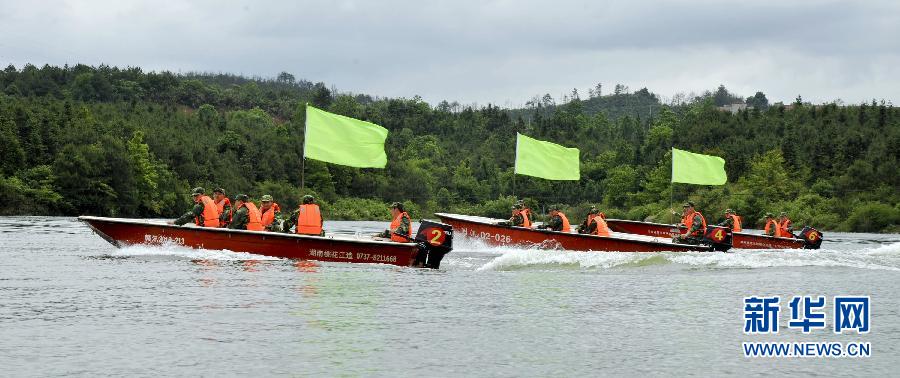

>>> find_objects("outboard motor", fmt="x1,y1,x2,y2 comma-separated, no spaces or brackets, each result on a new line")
413,220,453,269
704,225,733,252
798,226,824,249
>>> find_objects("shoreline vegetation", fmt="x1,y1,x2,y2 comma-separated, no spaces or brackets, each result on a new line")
1,64,898,233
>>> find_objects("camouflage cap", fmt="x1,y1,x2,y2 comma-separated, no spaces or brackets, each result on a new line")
213,187,225,194
191,187,205,196
302,195,315,204
588,207,599,214
725,208,734,214
780,211,787,216
683,201,695,208
765,212,774,218
549,204,561,211
390,201,404,211
514,203,524,209
260,195,273,202
236,194,249,202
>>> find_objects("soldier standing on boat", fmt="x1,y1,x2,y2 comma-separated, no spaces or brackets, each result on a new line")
673,202,706,244
170,187,220,227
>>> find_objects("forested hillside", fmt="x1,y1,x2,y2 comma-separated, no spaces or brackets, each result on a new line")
1,64,898,232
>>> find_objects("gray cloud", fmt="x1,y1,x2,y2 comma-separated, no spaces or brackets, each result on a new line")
1,0,898,106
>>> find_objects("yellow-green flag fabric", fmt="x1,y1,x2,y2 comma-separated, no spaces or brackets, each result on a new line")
514,133,580,180
304,105,388,168
671,148,727,185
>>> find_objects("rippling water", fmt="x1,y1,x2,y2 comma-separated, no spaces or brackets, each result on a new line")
1,217,899,376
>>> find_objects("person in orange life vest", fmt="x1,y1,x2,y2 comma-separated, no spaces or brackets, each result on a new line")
378,202,412,242
283,195,324,236
516,200,535,225
212,187,232,228
259,194,282,232
507,203,532,228
763,212,778,236
673,202,706,244
536,205,571,232
718,208,742,232
776,212,794,238
170,187,220,227
586,211,611,237
577,207,600,234
228,194,264,231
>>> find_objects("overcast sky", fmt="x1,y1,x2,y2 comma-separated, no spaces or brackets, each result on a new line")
2,0,898,107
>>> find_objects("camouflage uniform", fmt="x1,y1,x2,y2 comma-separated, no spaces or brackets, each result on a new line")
764,213,777,236
228,206,250,230
577,208,599,234
539,214,565,232
378,213,411,239
508,209,526,227
174,188,213,226
673,213,705,245
718,216,735,230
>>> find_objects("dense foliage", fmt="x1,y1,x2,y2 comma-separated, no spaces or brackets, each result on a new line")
1,64,898,232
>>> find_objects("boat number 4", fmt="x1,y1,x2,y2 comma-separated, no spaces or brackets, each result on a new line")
711,229,726,242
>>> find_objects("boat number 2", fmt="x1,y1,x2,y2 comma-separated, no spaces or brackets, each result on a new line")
421,227,447,246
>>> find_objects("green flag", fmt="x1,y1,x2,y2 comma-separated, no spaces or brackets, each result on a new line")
514,133,580,180
671,148,727,185
304,105,388,168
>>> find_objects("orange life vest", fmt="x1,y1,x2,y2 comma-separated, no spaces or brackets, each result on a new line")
777,218,793,238
592,214,610,237
216,197,232,227
260,203,280,227
764,219,778,236
520,209,532,228
557,212,571,232
296,204,323,235
194,195,220,228
682,211,707,237
389,211,412,242
242,202,264,231
727,214,743,232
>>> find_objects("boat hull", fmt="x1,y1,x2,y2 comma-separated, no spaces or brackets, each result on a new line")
604,219,808,249
80,216,426,267
435,213,717,252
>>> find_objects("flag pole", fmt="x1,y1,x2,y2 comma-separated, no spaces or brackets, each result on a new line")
301,103,308,192
669,147,675,224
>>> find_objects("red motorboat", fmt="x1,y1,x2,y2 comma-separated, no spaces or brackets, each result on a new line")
79,216,454,268
604,219,823,250
434,213,732,252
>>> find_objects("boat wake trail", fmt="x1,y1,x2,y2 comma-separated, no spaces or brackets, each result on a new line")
112,243,280,261
477,242,900,272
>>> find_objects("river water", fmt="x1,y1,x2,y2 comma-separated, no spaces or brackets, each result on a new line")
1,216,898,376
